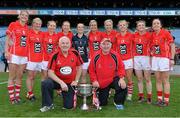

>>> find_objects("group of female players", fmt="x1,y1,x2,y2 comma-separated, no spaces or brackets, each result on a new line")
5,10,175,107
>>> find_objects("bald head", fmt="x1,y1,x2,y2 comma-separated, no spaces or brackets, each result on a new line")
59,36,71,52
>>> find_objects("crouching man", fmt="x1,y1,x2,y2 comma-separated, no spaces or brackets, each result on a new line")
40,36,83,112
89,38,127,110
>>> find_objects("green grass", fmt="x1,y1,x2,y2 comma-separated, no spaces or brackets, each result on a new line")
0,72,180,117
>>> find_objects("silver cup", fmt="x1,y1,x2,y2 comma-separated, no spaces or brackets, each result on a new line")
77,84,92,110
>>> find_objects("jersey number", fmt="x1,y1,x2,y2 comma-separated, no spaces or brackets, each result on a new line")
78,47,85,55
93,42,99,51
120,44,127,54
47,44,53,53
154,45,160,54
20,36,26,47
34,43,41,53
136,44,143,54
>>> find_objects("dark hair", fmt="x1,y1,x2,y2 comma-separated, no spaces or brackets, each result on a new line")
152,18,163,27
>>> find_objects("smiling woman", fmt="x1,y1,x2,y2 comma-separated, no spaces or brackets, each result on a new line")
5,10,29,104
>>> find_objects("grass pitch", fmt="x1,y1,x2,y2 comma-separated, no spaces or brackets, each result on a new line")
0,72,180,117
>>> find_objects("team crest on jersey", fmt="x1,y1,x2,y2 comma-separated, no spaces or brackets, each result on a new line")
59,66,72,75
49,39,52,43
155,39,159,44
121,39,124,43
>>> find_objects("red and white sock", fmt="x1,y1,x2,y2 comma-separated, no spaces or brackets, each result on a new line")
164,93,170,105
157,91,163,102
127,82,133,96
27,91,34,98
147,93,152,99
15,84,21,100
138,93,144,98
7,85,15,101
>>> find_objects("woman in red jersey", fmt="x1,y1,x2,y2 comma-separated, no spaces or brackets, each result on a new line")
58,21,73,43
151,18,175,106
116,20,134,101
26,18,44,101
133,20,152,103
5,10,29,104
42,20,58,80
102,19,117,51
88,20,102,59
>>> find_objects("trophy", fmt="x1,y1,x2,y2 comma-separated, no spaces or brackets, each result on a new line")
77,84,92,110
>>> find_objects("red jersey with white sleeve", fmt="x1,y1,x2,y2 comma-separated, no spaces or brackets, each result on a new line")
27,29,44,62
88,31,102,58
150,29,174,58
43,32,59,61
6,20,29,56
48,49,83,84
89,50,125,89
58,31,73,43
133,32,151,56
101,30,117,51
116,32,133,60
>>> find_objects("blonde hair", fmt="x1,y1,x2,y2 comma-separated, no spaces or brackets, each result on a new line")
47,20,56,26
89,20,97,26
17,10,29,19
136,20,146,26
32,17,42,25
104,19,113,25
118,20,129,27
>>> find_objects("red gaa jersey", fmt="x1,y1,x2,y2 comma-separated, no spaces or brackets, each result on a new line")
48,49,83,84
88,31,102,59
43,32,59,61
89,50,125,88
6,21,29,56
27,29,44,62
116,32,133,60
101,30,117,51
133,32,151,56
150,29,174,58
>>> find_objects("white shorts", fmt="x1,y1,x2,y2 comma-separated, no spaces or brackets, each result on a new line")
26,61,42,71
123,59,133,70
82,59,90,70
151,57,170,71
134,56,151,70
41,61,48,70
8,54,27,65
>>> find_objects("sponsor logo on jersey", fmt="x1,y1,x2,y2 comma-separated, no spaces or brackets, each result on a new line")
60,66,72,75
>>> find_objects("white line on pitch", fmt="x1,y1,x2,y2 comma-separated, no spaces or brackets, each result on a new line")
0,81,8,85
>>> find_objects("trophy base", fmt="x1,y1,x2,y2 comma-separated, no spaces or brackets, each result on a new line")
81,104,89,110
